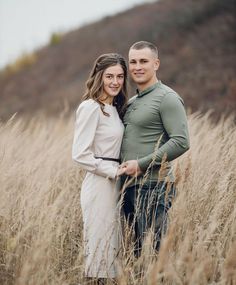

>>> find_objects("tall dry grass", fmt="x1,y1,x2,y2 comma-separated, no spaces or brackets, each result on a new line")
0,112,235,285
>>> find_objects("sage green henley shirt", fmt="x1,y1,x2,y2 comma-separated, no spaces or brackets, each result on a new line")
120,81,190,184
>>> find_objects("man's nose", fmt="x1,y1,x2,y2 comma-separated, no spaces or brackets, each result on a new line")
134,63,141,70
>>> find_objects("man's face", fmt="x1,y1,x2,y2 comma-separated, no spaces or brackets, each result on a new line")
128,47,160,89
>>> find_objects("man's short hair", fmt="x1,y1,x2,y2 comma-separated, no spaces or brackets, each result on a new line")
130,41,159,58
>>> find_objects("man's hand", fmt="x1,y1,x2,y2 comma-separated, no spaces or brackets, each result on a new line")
121,160,142,177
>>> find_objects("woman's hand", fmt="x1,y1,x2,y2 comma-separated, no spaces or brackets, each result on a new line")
116,164,127,176
121,160,142,177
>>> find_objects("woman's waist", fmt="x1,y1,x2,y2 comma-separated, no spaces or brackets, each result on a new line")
94,154,121,163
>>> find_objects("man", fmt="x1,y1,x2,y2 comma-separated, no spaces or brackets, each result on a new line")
120,41,190,256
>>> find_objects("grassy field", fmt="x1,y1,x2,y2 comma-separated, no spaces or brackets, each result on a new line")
0,113,235,285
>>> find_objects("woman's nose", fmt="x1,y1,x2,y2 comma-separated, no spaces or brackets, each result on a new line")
112,77,119,85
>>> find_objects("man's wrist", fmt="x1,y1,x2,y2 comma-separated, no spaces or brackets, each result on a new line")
137,158,147,172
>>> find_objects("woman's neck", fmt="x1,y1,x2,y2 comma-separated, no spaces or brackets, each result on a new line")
99,96,113,105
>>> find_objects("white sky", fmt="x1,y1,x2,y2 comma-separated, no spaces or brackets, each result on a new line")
0,0,152,69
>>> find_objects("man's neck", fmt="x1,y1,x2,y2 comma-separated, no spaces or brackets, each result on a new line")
137,78,158,92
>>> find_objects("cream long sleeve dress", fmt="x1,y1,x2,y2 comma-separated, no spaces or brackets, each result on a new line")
72,99,124,278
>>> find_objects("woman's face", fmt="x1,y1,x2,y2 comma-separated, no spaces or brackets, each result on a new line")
101,64,124,102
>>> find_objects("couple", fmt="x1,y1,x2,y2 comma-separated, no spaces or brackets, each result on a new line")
72,41,190,283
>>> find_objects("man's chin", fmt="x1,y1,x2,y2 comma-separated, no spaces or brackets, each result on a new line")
133,78,146,84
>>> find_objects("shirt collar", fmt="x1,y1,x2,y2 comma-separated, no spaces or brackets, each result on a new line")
137,81,161,97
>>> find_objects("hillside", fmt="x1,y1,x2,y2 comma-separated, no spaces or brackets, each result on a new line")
0,0,235,121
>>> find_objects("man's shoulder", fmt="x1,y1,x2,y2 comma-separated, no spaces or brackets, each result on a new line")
156,82,176,95
156,82,183,102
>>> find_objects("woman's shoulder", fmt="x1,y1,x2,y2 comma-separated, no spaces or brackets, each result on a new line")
77,99,100,113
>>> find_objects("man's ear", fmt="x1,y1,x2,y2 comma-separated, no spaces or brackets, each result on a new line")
154,58,160,71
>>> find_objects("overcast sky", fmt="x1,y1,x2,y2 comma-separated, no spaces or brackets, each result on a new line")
0,0,153,69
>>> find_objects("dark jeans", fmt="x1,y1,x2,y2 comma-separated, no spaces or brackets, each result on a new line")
122,180,175,257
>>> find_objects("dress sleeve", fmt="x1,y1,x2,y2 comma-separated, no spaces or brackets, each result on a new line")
138,93,190,171
72,100,118,179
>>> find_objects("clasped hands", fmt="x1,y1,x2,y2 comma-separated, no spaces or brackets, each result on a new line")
116,160,142,177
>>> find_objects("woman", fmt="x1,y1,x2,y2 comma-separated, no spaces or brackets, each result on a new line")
72,53,128,282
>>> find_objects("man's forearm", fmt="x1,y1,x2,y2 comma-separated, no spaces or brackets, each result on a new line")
138,136,190,171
